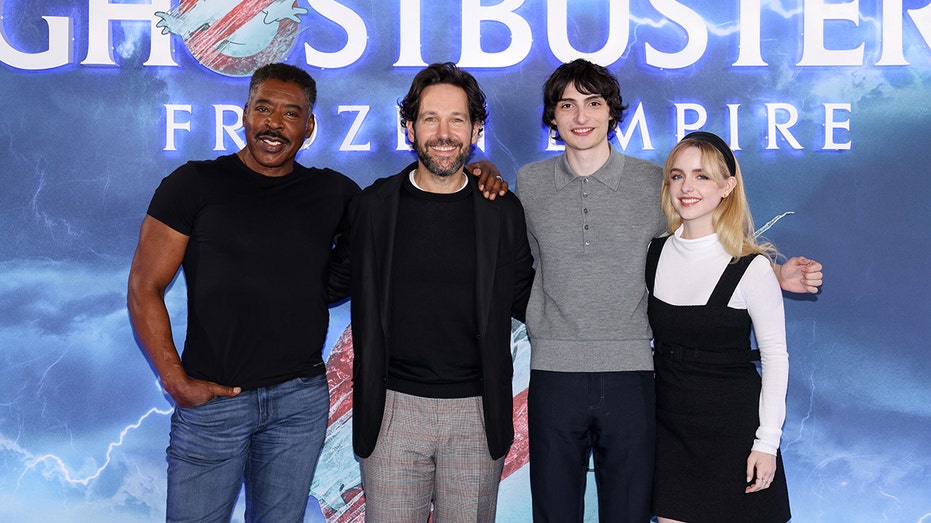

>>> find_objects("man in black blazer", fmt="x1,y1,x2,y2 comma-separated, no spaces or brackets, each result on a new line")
347,62,534,522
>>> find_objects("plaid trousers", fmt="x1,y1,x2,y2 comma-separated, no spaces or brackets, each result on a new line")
359,390,505,522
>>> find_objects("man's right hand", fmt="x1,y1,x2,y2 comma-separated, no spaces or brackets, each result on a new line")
129,216,242,409
165,375,241,408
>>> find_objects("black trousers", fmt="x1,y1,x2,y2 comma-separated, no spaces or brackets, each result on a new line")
528,370,656,523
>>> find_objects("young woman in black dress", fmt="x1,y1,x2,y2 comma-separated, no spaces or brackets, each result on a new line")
647,132,791,522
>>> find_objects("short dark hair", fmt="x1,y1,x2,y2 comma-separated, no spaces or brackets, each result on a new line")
398,62,488,132
248,63,317,109
542,59,627,139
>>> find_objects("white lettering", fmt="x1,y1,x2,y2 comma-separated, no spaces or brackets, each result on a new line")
823,102,851,150
338,105,372,151
734,0,766,66
877,0,907,65
907,3,931,54
675,103,708,140
83,0,175,66
302,0,368,68
4,0,928,71
459,0,531,67
164,104,192,151
213,105,244,151
727,104,741,150
0,12,71,69
395,0,427,66
616,102,655,151
798,0,864,66
547,0,630,65
646,0,708,69
161,100,847,155
765,103,803,149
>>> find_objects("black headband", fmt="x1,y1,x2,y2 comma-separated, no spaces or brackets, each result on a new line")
683,131,736,177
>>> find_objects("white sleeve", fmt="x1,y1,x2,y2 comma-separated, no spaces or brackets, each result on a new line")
739,255,789,455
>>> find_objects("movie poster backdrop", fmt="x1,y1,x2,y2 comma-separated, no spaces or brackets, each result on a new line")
2,0,930,521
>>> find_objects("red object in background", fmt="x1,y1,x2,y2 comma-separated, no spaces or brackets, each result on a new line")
318,324,531,522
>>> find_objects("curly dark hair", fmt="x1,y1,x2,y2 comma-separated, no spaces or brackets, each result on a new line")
398,62,487,132
248,63,317,109
542,59,627,140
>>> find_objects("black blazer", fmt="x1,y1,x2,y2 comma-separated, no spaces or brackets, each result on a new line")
348,163,534,460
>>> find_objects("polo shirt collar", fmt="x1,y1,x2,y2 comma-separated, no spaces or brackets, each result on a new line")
554,147,626,191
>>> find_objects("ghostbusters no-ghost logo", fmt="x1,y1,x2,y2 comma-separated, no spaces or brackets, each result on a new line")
155,0,307,77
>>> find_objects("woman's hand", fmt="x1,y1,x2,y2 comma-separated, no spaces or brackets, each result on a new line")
745,450,777,493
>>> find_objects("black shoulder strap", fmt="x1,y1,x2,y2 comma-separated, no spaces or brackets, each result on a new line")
707,253,761,306
645,236,671,294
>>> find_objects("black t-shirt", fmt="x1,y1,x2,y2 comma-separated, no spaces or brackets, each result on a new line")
147,154,360,389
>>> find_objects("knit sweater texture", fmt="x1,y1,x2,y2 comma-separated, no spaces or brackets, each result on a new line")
516,148,666,372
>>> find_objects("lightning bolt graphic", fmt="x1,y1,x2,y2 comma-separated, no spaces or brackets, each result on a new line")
783,370,815,452
755,211,794,238
17,406,172,488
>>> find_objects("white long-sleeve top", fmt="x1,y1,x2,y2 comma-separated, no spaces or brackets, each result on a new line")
653,227,789,455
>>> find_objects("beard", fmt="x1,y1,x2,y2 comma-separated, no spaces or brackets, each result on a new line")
413,137,470,177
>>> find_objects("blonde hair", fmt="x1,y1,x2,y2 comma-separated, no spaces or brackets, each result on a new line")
661,137,779,262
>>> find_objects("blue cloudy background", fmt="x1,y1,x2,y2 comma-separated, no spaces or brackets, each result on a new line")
1,0,930,521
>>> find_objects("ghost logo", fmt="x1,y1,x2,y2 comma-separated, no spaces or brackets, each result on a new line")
155,0,307,77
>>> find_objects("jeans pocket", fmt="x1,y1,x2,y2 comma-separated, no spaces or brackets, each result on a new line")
179,394,222,412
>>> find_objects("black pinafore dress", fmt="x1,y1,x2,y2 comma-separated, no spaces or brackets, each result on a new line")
646,236,790,523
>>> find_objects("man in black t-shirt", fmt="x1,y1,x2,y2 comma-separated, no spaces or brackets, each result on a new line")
348,63,535,522
128,63,359,522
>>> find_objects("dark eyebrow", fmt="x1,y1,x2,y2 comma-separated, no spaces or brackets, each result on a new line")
558,94,604,104
253,97,304,112
420,109,470,119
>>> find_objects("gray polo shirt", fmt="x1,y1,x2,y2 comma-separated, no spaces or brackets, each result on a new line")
516,148,666,372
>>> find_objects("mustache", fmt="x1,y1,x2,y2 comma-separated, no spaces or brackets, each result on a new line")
256,130,290,144
425,138,462,148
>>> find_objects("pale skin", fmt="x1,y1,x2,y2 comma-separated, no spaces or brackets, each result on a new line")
406,83,480,193
668,146,737,239
656,147,781,523
553,85,823,293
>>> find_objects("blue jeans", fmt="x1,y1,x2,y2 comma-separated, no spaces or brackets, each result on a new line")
166,375,329,523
